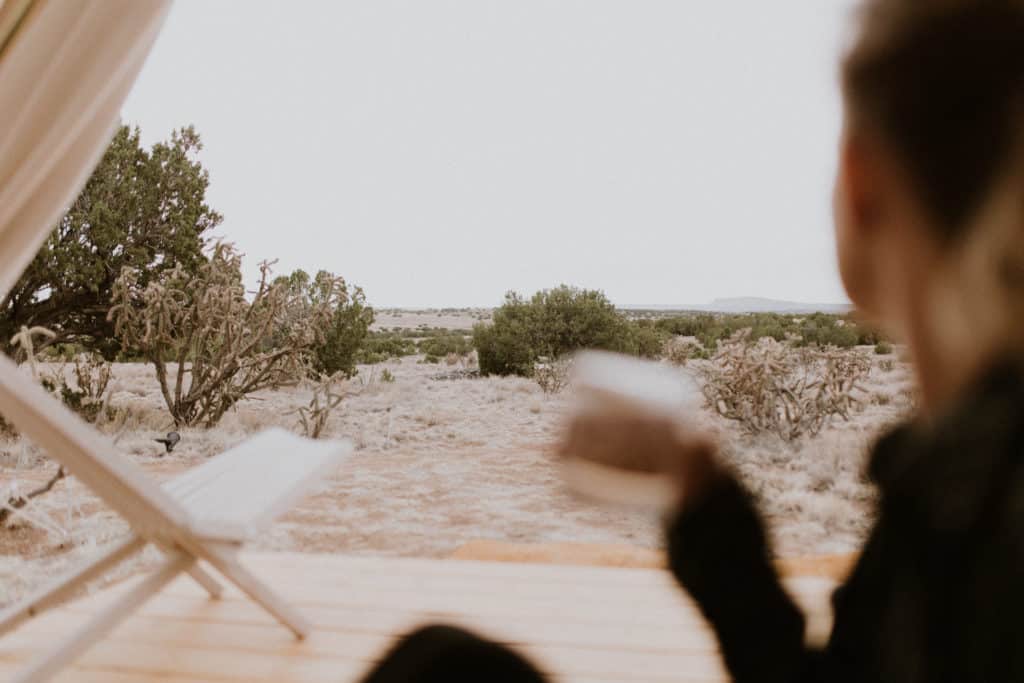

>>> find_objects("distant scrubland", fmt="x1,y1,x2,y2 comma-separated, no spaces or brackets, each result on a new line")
2,123,908,606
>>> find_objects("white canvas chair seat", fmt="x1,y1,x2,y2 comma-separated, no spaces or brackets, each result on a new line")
0,2,353,681
164,429,344,543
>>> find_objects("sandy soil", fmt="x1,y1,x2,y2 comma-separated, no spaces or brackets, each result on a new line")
0,351,914,605
371,309,490,331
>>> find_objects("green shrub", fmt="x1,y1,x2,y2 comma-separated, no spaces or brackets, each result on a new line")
356,327,478,365
473,317,536,377
474,286,654,377
663,337,708,365
874,340,893,355
356,334,418,364
41,353,113,423
273,269,374,379
315,291,374,378
1,125,220,360
418,333,472,363
626,320,669,359
654,313,718,338
655,312,790,350
653,311,881,351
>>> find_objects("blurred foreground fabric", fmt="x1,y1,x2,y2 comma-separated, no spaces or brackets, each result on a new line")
0,0,170,300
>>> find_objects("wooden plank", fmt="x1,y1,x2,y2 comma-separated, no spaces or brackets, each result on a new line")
247,552,682,585
0,534,144,637
53,591,719,647
1,612,728,682
10,553,191,683
2,606,720,657
241,552,839,603
201,544,311,637
162,573,705,619
202,562,688,603
0,666,228,683
0,553,835,683
42,555,831,640
0,661,709,683
157,569,833,632
175,559,835,615
1,637,726,683
79,576,718,631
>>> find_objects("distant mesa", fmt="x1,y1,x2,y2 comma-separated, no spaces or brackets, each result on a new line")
624,297,852,314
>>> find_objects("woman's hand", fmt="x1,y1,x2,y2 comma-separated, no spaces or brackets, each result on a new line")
556,411,721,504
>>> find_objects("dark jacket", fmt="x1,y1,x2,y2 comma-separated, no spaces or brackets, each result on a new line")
667,362,1024,682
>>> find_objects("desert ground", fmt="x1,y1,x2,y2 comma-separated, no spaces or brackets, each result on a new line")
0,312,915,606
371,308,490,331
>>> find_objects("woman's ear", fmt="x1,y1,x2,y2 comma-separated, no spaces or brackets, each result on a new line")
833,129,888,318
834,126,941,329
835,126,909,319
838,131,883,235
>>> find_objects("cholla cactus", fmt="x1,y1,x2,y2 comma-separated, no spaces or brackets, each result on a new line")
662,336,706,366
291,374,344,439
534,356,572,395
698,331,870,441
110,242,337,427
9,326,56,378
43,353,114,423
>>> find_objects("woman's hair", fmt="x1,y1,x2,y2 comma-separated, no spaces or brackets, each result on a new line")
842,0,1024,356
841,0,1024,241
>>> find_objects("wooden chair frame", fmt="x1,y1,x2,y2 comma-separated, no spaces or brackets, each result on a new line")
0,353,350,682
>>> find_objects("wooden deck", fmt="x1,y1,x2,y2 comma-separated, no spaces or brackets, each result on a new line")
0,552,836,682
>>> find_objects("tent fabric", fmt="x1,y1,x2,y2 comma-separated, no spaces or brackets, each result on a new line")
0,0,171,302
0,1,34,57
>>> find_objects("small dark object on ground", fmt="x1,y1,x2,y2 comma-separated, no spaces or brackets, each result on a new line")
154,431,181,454
431,369,481,381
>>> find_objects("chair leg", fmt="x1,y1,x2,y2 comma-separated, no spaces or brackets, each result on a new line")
199,545,311,638
0,534,145,638
152,538,222,598
186,564,223,598
11,552,193,683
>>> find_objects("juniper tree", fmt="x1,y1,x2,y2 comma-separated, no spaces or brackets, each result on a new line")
1,125,221,358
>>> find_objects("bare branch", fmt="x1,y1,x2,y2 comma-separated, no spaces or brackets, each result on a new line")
1,467,66,526
698,332,871,441
109,242,336,426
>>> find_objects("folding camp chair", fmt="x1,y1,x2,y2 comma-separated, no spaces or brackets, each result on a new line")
0,2,352,681
0,355,351,683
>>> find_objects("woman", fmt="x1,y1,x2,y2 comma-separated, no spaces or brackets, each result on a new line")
361,0,1024,680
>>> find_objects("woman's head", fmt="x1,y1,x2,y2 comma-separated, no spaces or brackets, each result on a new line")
833,0,1024,367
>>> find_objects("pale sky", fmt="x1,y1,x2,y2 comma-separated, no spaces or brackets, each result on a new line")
121,1,858,308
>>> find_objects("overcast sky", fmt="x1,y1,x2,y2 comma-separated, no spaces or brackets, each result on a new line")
120,1,858,308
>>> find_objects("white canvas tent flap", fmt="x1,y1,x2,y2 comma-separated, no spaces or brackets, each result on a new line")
0,0,171,301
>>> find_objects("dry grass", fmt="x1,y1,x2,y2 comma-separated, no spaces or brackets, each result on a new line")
0,349,914,606
371,309,490,331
